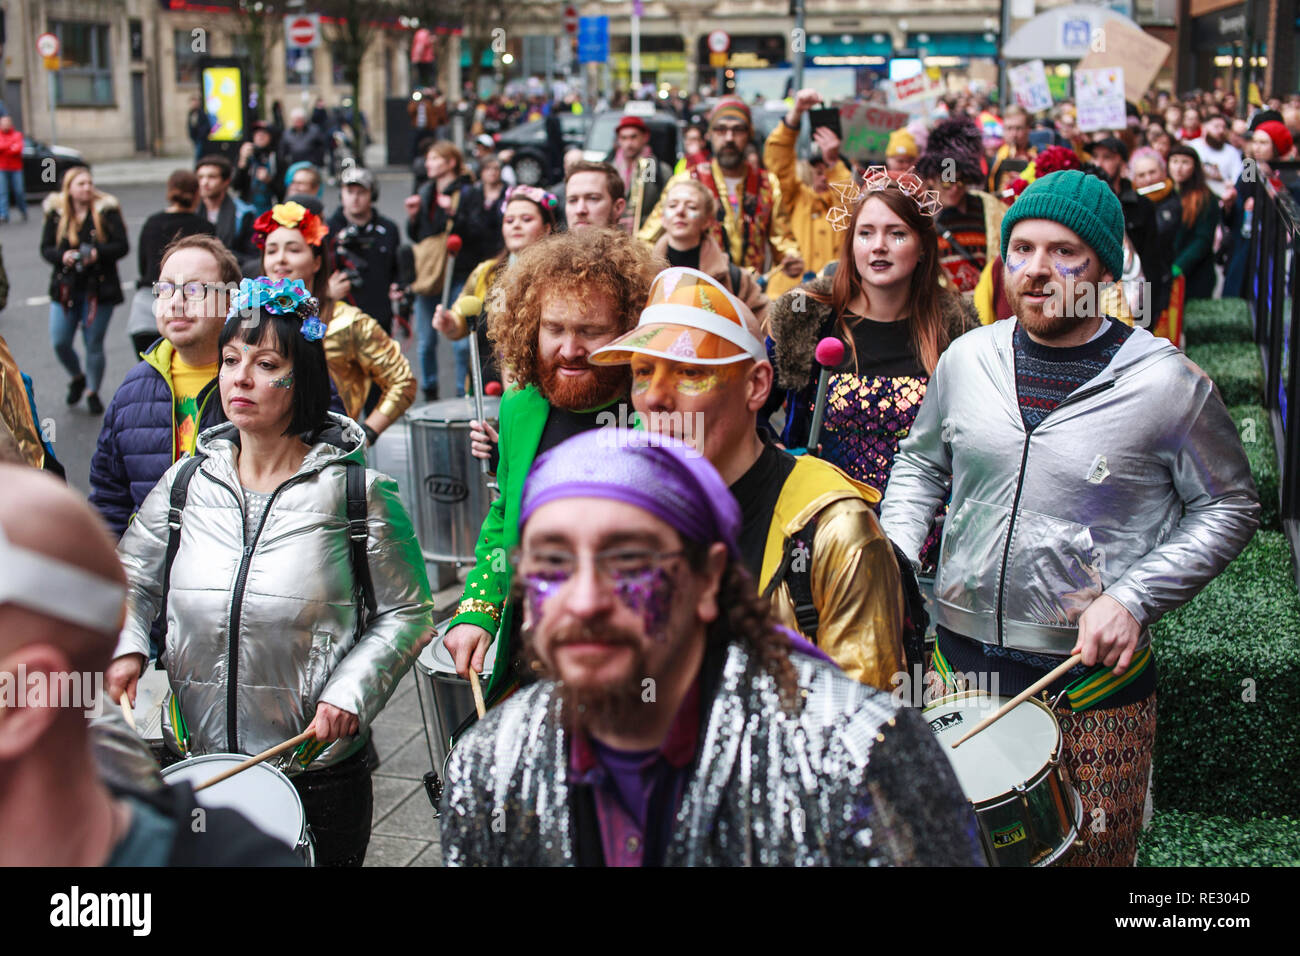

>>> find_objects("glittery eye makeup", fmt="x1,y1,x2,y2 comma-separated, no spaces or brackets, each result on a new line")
632,375,651,395
1055,257,1091,279
270,372,294,389
1006,256,1027,274
675,371,725,395
612,565,675,641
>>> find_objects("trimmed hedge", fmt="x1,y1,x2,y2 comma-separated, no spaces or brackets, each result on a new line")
1185,340,1265,406
1227,404,1281,531
1183,297,1253,346
1138,810,1300,866
1151,531,1300,817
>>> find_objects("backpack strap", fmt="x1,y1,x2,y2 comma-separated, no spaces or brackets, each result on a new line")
161,455,205,618
761,514,821,639
346,460,377,636
728,261,743,295
888,538,930,673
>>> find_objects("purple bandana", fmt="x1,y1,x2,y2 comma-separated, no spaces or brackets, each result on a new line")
520,429,741,558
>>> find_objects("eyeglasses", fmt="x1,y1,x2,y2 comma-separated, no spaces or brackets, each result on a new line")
517,546,686,588
153,280,227,301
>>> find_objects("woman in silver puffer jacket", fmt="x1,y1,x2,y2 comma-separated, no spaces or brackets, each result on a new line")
106,277,435,866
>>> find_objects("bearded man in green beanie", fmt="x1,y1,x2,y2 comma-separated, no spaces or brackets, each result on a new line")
880,169,1260,867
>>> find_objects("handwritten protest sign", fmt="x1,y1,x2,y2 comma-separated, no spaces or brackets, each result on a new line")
839,102,912,161
1075,66,1126,132
1008,59,1053,114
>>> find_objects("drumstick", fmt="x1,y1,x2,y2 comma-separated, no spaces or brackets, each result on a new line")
469,670,486,720
119,692,138,733
950,654,1082,749
194,728,316,792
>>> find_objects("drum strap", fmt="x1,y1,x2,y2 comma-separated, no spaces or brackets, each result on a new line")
1062,645,1153,711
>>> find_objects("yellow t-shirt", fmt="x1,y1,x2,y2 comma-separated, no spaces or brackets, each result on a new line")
171,354,218,459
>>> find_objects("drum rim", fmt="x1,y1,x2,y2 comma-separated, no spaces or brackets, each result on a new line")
921,689,1065,804
417,617,496,679
160,752,309,843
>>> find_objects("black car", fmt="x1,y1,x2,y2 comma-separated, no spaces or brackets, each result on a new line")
494,113,588,186
23,136,87,199
582,110,680,171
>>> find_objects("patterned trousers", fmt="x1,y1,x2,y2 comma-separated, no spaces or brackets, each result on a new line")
1056,694,1157,867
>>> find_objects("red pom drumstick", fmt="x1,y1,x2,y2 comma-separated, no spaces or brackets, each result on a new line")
807,336,846,454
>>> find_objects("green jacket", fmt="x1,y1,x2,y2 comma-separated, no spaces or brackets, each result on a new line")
449,382,552,696
1172,192,1220,299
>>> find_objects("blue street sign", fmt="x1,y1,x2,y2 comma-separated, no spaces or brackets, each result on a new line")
578,16,609,64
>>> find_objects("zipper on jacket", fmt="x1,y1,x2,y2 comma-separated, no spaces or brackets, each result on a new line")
993,379,1116,646
223,471,315,752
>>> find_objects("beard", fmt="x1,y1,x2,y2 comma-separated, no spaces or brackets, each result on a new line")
1205,132,1226,149
525,620,650,737
1006,280,1094,341
539,354,629,410
716,144,744,171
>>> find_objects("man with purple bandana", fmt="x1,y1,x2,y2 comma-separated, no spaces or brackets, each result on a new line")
440,429,983,867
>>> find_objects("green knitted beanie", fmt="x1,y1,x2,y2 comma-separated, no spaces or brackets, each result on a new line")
1000,169,1125,281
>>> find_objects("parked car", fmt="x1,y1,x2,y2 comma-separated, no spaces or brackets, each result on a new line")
582,109,680,171
23,136,87,199
495,113,588,186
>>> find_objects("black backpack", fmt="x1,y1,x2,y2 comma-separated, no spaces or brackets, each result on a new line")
159,455,377,642
763,515,929,677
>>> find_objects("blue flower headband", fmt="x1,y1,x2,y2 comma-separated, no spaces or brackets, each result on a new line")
226,277,326,341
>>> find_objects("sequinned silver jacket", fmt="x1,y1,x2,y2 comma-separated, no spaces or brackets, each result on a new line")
880,320,1260,654
440,641,984,866
113,414,435,770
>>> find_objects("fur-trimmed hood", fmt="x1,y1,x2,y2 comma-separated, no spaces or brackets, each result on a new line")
767,275,979,390
42,190,121,219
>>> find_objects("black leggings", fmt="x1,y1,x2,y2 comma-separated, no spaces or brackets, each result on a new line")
292,740,376,867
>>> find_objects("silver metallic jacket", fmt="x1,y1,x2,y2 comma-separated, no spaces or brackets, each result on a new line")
114,414,435,770
880,321,1261,654
441,641,985,866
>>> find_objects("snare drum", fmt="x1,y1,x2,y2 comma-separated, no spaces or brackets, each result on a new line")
161,754,315,865
923,691,1083,867
405,397,501,565
413,621,497,803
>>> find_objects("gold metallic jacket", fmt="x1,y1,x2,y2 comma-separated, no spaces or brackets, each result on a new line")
323,301,417,423
0,333,45,468
757,456,905,691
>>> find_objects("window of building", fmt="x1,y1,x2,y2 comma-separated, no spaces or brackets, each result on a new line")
51,21,114,107
175,29,201,85
333,43,350,87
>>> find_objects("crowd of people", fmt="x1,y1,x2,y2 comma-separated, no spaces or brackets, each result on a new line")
0,77,1276,869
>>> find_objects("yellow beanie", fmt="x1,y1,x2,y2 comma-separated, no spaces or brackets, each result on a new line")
887,128,918,158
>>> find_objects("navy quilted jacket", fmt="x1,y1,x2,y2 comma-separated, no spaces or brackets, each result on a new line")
90,339,225,539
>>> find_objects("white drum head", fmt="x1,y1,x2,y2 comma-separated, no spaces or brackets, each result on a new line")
923,694,1060,803
161,754,304,849
417,621,497,680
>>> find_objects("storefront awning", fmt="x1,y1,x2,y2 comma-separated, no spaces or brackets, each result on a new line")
909,32,999,58
1002,4,1131,61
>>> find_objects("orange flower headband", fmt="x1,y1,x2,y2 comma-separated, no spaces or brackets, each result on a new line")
252,201,329,249
826,166,943,231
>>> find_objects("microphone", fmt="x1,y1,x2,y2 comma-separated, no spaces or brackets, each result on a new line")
441,234,463,311
806,336,846,456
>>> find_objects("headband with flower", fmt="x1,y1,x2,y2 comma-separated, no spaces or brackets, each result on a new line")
503,184,560,212
826,166,943,231
252,201,330,249
226,277,326,341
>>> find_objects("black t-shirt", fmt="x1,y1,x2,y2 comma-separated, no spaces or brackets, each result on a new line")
728,442,798,580
842,312,925,379
666,243,702,270
537,396,625,458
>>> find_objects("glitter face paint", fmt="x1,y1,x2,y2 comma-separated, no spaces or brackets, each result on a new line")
1006,256,1027,274
632,364,736,397
270,372,294,389
1055,257,1091,279
522,563,677,642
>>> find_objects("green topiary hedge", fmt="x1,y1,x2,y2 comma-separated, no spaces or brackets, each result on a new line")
1227,404,1280,531
1183,298,1253,346
1185,340,1265,406
1150,531,1300,817
1138,809,1300,866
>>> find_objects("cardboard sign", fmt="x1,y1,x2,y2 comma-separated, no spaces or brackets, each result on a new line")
1075,16,1170,104
1075,67,1127,133
839,102,912,161
892,72,944,105
1008,59,1054,114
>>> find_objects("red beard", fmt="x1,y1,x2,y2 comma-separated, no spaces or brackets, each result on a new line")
539,355,629,410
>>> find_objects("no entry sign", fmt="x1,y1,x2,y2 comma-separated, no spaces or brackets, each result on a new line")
284,14,321,50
